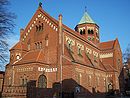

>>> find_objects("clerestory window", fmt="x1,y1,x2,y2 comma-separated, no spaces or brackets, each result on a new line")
83,29,85,34
67,40,73,52
78,47,82,56
80,30,83,35
91,30,94,34
88,29,94,34
88,29,91,34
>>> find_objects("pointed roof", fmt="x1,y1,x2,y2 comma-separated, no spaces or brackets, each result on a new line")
78,12,95,25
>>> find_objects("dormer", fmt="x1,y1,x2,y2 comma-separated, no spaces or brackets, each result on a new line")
75,11,100,45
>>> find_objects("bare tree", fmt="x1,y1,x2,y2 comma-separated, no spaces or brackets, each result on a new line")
0,0,16,69
123,44,130,63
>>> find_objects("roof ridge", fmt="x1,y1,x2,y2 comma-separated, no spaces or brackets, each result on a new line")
100,40,115,44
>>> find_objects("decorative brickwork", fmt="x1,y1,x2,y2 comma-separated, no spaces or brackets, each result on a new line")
2,3,123,98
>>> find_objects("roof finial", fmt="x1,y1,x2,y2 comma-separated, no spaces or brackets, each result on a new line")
39,2,42,7
85,6,87,12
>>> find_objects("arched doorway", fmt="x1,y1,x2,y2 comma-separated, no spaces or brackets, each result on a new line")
108,83,113,91
108,83,115,95
38,74,47,88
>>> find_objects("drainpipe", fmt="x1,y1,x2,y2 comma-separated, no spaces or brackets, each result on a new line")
59,14,63,82
58,14,63,97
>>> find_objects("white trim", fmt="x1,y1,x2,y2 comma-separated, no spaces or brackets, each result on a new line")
100,53,113,58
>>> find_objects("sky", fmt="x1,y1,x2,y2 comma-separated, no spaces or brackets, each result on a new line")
8,0,130,53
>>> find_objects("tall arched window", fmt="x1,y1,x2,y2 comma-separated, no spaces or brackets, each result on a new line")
77,45,82,57
88,29,91,34
77,46,82,56
36,25,38,32
38,74,47,88
67,40,73,52
80,30,83,35
91,30,94,34
39,42,42,49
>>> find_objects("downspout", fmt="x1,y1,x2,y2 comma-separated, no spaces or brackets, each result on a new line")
59,14,63,82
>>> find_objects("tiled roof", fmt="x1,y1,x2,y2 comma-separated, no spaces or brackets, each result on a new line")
11,6,117,73
64,45,107,71
64,45,93,67
10,42,27,51
78,12,95,25
39,6,99,49
103,64,117,72
10,42,21,50
100,40,115,50
13,50,45,65
99,60,107,71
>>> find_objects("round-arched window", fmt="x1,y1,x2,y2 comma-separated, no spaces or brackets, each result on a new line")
16,55,20,60
91,30,94,34
38,74,47,88
88,29,91,34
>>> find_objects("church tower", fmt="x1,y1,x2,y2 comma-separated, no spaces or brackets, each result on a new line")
75,10,100,45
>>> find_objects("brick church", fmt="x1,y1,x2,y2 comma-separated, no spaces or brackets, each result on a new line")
2,3,123,98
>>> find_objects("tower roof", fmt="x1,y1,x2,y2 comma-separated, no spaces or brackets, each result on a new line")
78,12,95,25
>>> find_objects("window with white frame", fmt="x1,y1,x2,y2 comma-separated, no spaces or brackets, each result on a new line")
77,43,84,56
93,51,98,62
77,45,82,56
66,36,75,52
86,47,92,57
67,40,73,51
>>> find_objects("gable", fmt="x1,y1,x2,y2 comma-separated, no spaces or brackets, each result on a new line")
114,38,122,55
20,7,59,46
99,40,115,50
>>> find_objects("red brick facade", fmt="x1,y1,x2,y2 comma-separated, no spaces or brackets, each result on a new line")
0,71,4,97
2,4,123,98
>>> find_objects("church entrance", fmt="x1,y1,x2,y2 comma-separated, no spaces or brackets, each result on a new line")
38,74,47,88
107,83,115,95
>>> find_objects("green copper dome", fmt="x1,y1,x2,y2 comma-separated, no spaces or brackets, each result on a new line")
78,12,95,25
